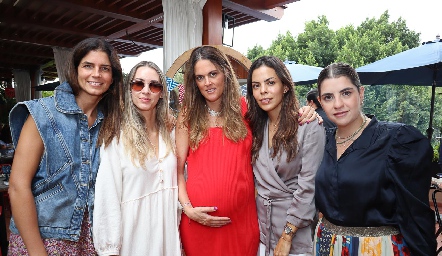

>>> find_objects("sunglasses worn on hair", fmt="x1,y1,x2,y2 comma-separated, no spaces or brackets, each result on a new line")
130,80,163,93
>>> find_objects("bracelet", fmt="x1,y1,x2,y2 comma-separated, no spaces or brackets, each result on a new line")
182,202,192,213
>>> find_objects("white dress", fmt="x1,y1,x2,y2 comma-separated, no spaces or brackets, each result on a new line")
93,132,181,256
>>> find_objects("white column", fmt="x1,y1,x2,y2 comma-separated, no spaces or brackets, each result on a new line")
162,0,207,73
33,68,43,99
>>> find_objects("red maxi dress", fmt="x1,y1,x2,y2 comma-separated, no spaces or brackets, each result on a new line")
180,99,259,256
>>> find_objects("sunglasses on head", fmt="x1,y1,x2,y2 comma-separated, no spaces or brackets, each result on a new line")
130,80,163,93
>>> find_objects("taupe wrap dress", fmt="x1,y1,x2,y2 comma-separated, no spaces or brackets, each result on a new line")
254,120,325,255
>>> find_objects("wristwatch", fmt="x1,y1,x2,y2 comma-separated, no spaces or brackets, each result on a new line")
284,224,295,237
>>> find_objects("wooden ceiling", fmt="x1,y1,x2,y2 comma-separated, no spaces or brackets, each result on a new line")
0,0,298,82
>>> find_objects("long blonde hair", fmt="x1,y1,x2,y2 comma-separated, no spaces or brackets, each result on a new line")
121,61,174,168
182,46,247,150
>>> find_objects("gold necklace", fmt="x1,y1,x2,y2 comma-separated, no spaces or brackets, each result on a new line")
270,116,280,133
145,130,157,155
272,122,278,133
146,129,162,182
335,116,367,145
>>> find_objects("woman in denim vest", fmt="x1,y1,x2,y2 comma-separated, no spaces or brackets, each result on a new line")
8,38,123,255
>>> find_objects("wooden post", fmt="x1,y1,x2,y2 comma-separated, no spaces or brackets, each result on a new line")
203,0,222,45
201,0,249,80
30,69,36,99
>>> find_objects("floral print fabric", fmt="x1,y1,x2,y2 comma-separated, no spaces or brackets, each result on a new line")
8,212,96,255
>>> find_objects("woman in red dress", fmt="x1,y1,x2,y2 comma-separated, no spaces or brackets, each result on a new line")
176,46,259,255
177,46,319,256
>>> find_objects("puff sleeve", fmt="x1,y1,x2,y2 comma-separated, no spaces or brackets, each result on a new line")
387,125,436,256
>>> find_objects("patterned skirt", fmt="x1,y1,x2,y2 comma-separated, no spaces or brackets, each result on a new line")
313,218,409,256
8,212,96,256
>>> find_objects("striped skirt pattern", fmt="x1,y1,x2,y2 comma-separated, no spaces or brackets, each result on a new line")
314,220,409,256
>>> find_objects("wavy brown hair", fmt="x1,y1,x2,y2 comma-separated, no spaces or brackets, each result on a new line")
182,46,247,150
245,56,299,163
121,61,174,168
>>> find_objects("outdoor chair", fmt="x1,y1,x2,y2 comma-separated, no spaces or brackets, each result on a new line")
431,184,442,254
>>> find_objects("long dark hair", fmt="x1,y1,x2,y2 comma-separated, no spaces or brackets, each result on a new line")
306,89,322,108
66,38,123,97
66,38,123,147
245,56,299,163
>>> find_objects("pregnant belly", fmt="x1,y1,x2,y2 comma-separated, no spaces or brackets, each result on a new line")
186,168,255,216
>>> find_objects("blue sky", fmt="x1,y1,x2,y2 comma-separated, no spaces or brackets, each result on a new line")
120,0,440,73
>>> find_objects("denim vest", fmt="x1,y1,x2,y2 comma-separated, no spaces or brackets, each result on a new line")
9,82,104,241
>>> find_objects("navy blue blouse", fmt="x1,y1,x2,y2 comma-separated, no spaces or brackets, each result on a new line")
315,116,436,256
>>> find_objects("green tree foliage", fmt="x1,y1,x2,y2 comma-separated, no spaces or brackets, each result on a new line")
265,32,296,62
42,91,54,97
246,10,441,146
294,16,337,67
247,45,266,62
335,12,419,67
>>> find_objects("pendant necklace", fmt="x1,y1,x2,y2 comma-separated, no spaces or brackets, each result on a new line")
271,119,279,133
146,130,163,182
207,105,222,127
145,129,158,156
270,113,281,133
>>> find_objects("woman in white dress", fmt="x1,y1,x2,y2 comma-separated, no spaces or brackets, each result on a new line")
93,61,180,255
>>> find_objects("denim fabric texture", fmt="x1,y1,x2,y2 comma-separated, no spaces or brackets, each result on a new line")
8,82,104,241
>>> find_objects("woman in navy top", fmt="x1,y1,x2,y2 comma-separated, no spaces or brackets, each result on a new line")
314,63,436,256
